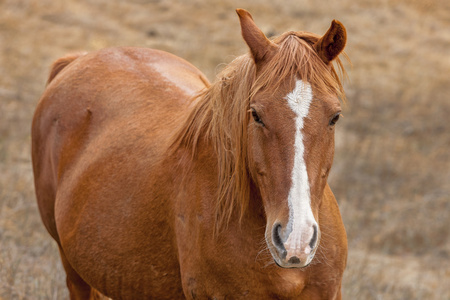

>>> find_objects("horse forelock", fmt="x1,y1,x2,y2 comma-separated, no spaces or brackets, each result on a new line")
254,31,347,101
170,31,348,233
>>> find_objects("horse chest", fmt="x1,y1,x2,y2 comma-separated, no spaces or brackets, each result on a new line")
184,279,308,300
180,260,309,299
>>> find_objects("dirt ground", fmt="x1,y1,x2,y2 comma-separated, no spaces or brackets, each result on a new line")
1,0,449,299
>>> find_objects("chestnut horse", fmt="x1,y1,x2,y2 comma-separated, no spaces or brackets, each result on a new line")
32,9,348,299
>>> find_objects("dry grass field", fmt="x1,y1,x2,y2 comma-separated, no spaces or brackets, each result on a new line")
1,0,449,299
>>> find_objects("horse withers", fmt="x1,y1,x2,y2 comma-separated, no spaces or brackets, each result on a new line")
32,9,348,299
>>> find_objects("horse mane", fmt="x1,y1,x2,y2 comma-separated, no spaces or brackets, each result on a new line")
170,31,347,232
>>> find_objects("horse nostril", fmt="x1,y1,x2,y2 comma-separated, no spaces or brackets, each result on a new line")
288,256,300,264
272,224,283,247
309,224,318,249
272,223,286,257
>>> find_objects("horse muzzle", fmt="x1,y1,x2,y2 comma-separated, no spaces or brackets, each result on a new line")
269,222,320,268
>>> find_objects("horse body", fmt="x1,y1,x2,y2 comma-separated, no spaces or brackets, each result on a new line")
32,10,348,299
32,47,206,298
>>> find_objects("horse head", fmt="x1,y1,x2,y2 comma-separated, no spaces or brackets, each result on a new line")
237,9,347,268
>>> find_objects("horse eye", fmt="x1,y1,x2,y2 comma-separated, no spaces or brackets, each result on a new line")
329,113,341,126
251,108,264,126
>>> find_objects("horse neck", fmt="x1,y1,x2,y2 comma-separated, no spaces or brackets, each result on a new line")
173,129,264,237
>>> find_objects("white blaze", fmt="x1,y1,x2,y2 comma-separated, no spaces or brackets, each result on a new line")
284,80,316,258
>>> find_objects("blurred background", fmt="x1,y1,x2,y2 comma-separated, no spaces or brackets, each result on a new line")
1,0,449,298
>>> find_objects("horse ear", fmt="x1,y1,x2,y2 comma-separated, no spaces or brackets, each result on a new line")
314,20,347,64
236,9,277,64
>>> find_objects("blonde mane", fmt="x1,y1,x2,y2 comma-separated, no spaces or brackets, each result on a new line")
171,31,347,232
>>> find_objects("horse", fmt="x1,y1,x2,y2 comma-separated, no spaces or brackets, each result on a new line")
32,9,348,299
